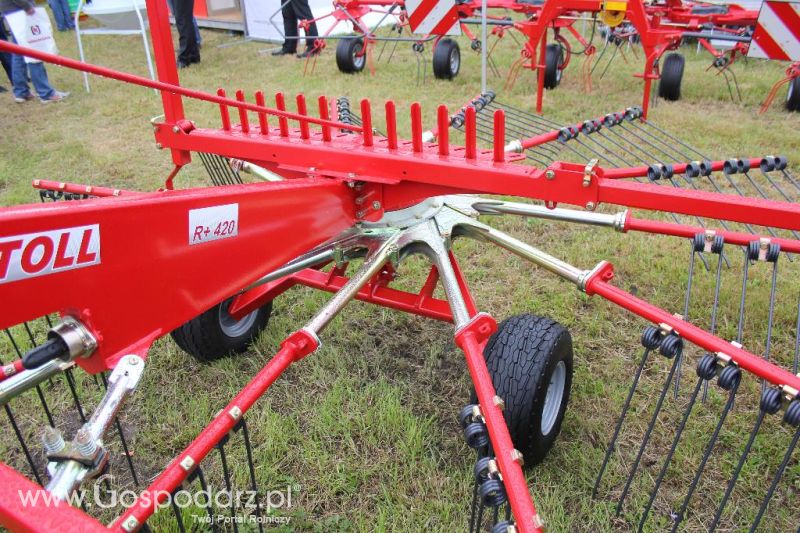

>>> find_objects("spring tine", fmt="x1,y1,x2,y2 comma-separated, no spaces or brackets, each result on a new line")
115,417,139,487
64,369,86,423
626,120,695,162
736,247,751,344
708,410,768,532
676,242,699,397
235,90,250,134
275,92,289,137
465,107,477,160
616,351,682,515
385,101,398,150
780,168,800,193
170,490,187,533
217,89,231,131
638,376,704,531
203,152,223,186
411,102,423,153
255,91,268,135
598,44,618,80
192,466,217,530
749,425,800,532
198,153,216,186
236,419,264,532
217,441,239,533
592,343,654,498
637,120,708,161
703,249,726,403
4,404,42,485
670,380,739,532
296,94,309,140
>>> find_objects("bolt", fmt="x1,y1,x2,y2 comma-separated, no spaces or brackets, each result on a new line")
75,426,97,457
510,449,525,466
585,202,596,211
156,143,163,150
372,201,381,210
545,170,555,180
493,395,505,410
172,125,180,133
121,517,139,532
41,426,65,454
347,172,356,179
347,182,356,188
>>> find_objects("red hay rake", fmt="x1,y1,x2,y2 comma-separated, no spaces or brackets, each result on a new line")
2,2,800,531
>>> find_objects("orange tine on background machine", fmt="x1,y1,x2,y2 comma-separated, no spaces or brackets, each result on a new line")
255,91,268,135
296,94,310,140
411,102,423,153
465,106,477,160
318,95,331,142
493,109,505,163
235,90,249,134
275,92,289,137
360,99,373,147
217,88,231,131
437,105,449,156
385,100,398,150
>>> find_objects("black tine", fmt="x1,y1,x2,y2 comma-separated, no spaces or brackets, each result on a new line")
736,247,752,344
677,240,700,397
637,120,708,161
749,424,800,531
217,441,239,533
638,376,704,531
779,168,800,193
4,404,42,485
235,419,263,532
707,410,768,532
198,152,220,186
170,490,187,533
192,467,217,530
794,294,800,375
115,417,139,487
616,349,682,515
5,329,55,427
64,369,87,424
670,378,739,532
593,337,655,498
703,249,725,403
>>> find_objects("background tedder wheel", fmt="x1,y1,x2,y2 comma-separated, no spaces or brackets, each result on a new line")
543,43,565,89
788,77,800,112
336,37,366,74
432,38,461,80
658,52,685,101
476,313,573,465
171,298,272,361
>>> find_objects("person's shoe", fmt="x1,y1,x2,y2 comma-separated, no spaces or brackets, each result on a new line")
272,48,295,56
14,93,35,103
40,91,69,104
177,60,190,69
296,49,320,59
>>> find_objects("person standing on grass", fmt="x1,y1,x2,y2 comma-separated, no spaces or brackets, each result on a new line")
48,0,74,31
0,19,12,93
272,0,319,58
171,0,200,68
0,3,69,103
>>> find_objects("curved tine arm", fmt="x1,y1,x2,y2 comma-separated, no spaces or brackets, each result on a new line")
304,232,401,336
472,199,627,230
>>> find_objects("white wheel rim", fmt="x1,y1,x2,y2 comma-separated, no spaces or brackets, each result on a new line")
354,46,365,69
218,299,258,338
541,360,566,436
789,80,795,103
450,49,460,74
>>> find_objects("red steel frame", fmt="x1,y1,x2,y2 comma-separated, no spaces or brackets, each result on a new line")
0,1,800,531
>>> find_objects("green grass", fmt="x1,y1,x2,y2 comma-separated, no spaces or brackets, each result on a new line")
2,18,800,533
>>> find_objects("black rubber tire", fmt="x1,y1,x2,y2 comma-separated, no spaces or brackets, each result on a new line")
658,52,685,101
543,43,564,90
787,76,800,112
336,37,366,74
473,314,573,466
432,38,460,80
171,299,272,362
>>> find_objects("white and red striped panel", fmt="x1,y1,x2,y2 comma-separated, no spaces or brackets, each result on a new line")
406,0,461,36
748,0,800,61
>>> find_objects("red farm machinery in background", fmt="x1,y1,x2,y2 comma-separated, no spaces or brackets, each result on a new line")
2,0,800,531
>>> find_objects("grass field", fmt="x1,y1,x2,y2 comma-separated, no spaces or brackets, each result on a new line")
1,16,800,533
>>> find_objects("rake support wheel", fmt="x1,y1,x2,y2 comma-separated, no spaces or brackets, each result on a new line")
336,37,366,74
788,76,800,112
477,313,573,465
171,298,272,361
544,43,565,90
433,38,460,80
658,52,685,101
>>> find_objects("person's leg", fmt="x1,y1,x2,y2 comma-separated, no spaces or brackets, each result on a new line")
62,0,75,29
172,0,200,65
0,23,13,85
48,0,67,30
281,0,298,53
10,49,32,99
193,17,201,46
27,62,56,99
291,0,317,51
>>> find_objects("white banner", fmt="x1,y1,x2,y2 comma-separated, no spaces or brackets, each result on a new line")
5,8,59,64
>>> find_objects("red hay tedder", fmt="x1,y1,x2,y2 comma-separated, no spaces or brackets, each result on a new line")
1,1,800,532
